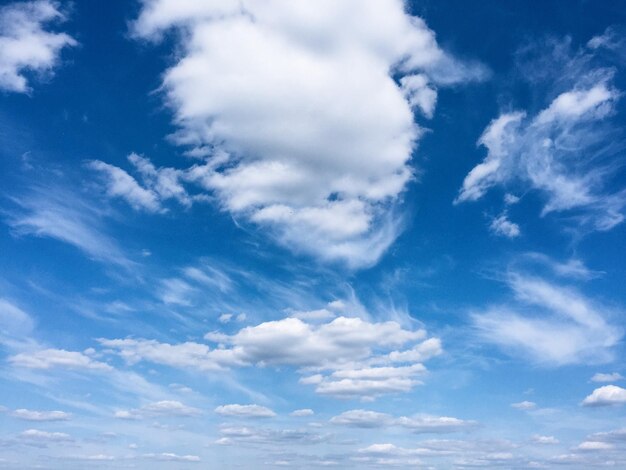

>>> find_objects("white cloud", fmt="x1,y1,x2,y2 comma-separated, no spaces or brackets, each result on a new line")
9,348,112,371
142,453,200,462
591,372,624,383
575,441,614,451
511,401,536,410
472,271,622,365
128,0,485,268
19,428,72,443
582,385,626,407
532,435,559,445
455,51,624,231
215,404,276,418
88,153,204,213
290,409,314,417
0,0,76,92
489,212,520,238
11,409,70,421
115,400,201,419
100,315,439,399
330,410,393,428
330,410,474,433
5,186,130,266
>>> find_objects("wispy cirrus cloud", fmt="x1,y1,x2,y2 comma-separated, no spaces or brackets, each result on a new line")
4,185,131,266
456,36,626,232
472,268,622,365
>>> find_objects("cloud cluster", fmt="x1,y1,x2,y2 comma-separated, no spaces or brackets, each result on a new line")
9,348,112,371
582,385,626,407
330,409,474,433
121,0,487,268
456,39,625,232
0,0,76,92
472,270,622,365
99,315,440,399
214,404,276,418
115,400,201,420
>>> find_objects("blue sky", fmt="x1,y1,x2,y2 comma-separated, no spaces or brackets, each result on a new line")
1,0,626,468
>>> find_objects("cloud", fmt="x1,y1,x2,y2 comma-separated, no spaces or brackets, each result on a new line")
472,271,622,365
582,385,626,407
19,428,72,443
489,212,520,238
128,0,486,268
100,315,439,398
11,409,70,421
214,404,276,418
456,39,625,232
215,425,330,447
330,410,474,433
532,435,559,445
8,348,112,371
591,372,624,383
290,409,314,417
115,400,201,419
575,440,614,451
4,186,130,266
0,0,76,92
511,401,536,410
87,153,204,213
142,453,200,462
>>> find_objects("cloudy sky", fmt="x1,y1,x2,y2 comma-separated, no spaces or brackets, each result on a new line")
1,0,626,468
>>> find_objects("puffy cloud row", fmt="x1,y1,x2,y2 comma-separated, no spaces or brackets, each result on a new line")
98,314,440,399
330,409,474,433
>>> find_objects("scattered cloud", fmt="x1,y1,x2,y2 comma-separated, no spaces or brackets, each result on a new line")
582,385,626,407
19,428,72,443
214,404,276,418
142,453,200,462
0,0,76,92
472,270,622,365
456,38,625,232
532,435,559,445
330,409,474,433
11,408,70,421
9,348,112,370
591,372,624,383
290,409,314,417
4,186,130,266
511,401,536,410
115,400,201,419
489,212,521,238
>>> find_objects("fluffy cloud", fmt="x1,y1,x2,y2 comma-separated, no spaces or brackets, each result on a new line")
88,153,204,213
9,348,112,371
11,409,70,421
511,401,536,410
582,385,626,407
100,315,439,398
489,212,520,238
19,428,72,443
215,424,329,446
214,404,276,418
330,410,474,433
456,40,625,231
115,400,201,419
591,372,624,383
127,0,485,268
0,0,75,92
472,271,622,365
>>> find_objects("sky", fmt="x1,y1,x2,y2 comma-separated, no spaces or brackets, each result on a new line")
1,0,626,468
